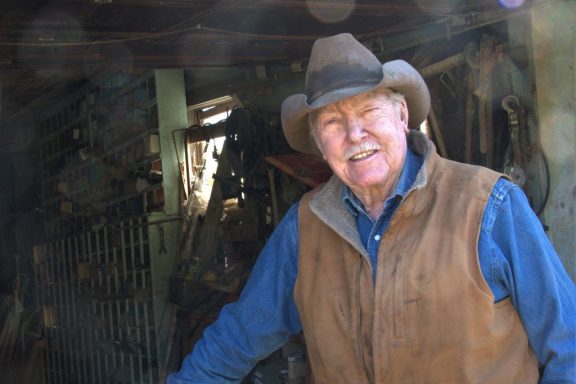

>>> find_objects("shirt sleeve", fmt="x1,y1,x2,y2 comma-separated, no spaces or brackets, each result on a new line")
482,178,576,383
166,203,302,383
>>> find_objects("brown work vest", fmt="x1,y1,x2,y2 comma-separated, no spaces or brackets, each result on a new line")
294,134,539,383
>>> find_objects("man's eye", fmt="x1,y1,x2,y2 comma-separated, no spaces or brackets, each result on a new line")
322,118,338,127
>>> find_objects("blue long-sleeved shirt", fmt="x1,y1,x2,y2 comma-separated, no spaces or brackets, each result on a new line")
168,149,576,383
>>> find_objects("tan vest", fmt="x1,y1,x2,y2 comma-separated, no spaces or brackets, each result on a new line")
294,134,539,384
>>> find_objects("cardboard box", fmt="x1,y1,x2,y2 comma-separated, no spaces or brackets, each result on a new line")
60,201,73,213
143,134,160,156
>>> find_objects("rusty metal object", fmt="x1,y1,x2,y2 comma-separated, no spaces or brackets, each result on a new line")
475,35,497,168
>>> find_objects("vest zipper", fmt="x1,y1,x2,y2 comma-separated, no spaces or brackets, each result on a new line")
356,260,374,384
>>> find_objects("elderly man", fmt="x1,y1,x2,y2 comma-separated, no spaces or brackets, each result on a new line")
168,33,575,383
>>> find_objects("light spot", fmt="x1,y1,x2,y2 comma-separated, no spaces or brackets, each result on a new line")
17,7,86,79
498,0,525,8
306,0,356,23
82,43,135,88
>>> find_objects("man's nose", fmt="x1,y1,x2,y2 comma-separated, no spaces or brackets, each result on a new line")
345,117,366,142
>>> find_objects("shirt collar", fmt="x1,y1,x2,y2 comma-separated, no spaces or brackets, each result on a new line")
343,147,423,216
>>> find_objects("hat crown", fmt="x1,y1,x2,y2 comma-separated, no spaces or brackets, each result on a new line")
305,33,383,104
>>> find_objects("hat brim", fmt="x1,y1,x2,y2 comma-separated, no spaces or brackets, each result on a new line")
281,60,430,155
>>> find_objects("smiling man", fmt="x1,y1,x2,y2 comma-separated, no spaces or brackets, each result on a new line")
168,33,576,384
308,90,409,220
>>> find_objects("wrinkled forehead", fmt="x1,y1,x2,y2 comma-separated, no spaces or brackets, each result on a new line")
310,88,394,119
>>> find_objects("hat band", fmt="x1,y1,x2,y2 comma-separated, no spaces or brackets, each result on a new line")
307,78,381,104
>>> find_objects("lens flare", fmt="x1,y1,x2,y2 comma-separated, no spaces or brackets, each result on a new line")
499,0,525,8
306,0,356,24
17,8,86,79
82,43,135,88
0,111,35,154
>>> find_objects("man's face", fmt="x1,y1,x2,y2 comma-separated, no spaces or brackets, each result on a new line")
311,89,409,199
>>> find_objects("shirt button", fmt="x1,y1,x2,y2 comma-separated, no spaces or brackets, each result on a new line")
374,235,381,241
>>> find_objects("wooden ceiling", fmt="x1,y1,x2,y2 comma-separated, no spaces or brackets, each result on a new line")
0,0,532,111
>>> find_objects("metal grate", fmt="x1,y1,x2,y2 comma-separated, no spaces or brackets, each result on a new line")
35,216,162,384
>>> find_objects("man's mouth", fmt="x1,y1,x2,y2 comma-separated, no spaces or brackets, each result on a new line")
350,150,377,161
345,143,381,161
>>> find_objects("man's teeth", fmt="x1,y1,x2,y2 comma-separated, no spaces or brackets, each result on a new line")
346,143,380,161
350,150,376,160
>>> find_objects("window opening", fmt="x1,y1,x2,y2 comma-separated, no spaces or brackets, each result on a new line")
185,96,237,215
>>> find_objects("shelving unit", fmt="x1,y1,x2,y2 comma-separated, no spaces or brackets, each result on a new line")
33,70,188,384
37,72,165,239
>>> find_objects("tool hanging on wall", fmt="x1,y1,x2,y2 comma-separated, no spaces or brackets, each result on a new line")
501,94,550,216
475,35,497,168
502,95,527,187
463,42,480,164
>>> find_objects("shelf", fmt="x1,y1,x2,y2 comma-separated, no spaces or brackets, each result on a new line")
42,154,161,205
264,153,332,188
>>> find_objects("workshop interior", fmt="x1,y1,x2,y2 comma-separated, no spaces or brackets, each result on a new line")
0,0,574,383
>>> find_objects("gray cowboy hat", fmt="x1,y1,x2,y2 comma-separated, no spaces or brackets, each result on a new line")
281,33,431,155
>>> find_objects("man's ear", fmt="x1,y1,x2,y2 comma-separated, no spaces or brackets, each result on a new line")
400,100,409,131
